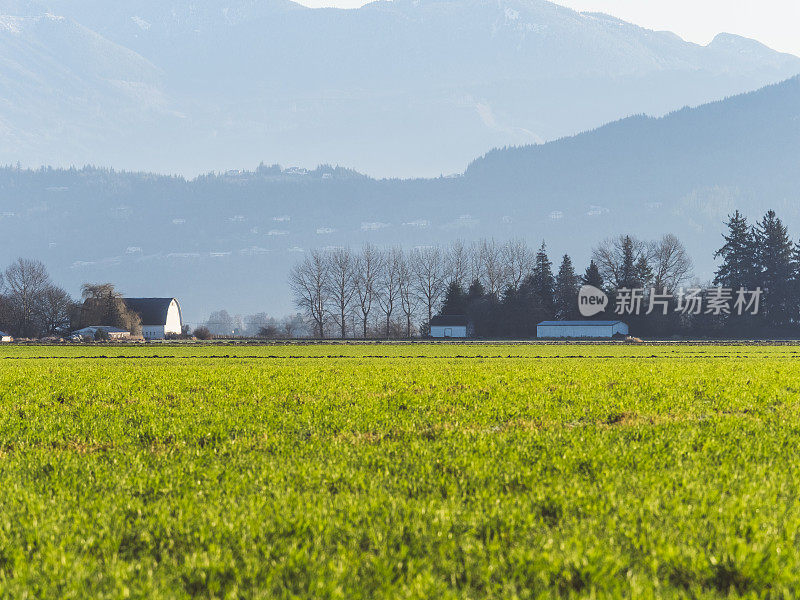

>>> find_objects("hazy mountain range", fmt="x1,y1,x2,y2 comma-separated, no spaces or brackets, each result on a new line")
1,0,798,177
1,76,798,320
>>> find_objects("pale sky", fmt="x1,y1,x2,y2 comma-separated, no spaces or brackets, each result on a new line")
295,0,800,57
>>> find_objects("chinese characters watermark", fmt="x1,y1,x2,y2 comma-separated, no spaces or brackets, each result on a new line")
579,286,762,317
614,287,761,316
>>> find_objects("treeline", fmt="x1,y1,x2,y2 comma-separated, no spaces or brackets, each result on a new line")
197,310,307,339
289,209,800,339
0,260,151,340
288,236,692,338
0,259,75,338
712,210,800,331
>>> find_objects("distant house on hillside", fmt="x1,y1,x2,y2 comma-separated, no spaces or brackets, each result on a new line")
123,298,183,340
537,321,629,339
0,331,12,342
430,315,473,339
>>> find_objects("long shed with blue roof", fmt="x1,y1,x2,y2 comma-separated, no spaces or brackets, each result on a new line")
536,320,628,339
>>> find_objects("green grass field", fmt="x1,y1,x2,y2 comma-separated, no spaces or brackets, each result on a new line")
2,344,799,598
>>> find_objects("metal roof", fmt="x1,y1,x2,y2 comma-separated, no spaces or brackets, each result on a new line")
537,321,625,326
123,298,179,326
73,326,129,334
430,314,470,326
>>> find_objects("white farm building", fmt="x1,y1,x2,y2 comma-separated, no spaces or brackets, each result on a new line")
430,315,472,339
72,326,131,340
537,320,629,339
124,298,183,340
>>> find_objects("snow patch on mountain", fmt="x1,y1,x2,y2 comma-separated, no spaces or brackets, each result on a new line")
0,15,24,34
131,15,151,31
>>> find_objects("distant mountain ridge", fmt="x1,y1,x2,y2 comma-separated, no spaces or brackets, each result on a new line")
0,76,798,319
0,0,798,176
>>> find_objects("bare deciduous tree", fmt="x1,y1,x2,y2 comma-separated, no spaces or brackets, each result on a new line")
326,247,356,338
4,258,51,337
289,250,330,338
377,247,403,338
650,234,693,291
502,238,534,290
592,235,652,288
411,246,446,325
467,240,485,286
37,285,75,336
445,239,470,288
281,314,305,338
205,309,235,337
398,251,420,337
480,239,507,297
353,244,383,338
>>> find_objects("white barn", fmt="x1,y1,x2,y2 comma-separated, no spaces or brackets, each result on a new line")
0,331,12,342
537,320,629,339
124,298,183,340
430,315,472,339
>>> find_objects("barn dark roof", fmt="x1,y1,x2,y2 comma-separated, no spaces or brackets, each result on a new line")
430,314,469,326
123,298,178,326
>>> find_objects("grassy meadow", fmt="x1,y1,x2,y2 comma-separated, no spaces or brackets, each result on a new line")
1,343,799,598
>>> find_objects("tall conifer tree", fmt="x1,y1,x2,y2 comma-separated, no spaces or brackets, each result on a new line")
755,210,794,326
440,281,467,315
618,236,638,289
528,241,555,316
714,211,758,289
582,260,604,289
554,255,580,319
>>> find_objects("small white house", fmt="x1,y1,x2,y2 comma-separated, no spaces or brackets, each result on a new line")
430,315,472,339
537,320,629,339
0,331,12,342
124,298,183,340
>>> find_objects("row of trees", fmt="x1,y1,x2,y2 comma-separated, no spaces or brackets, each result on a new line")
713,210,800,329
289,209,800,338
0,256,308,341
288,235,694,338
290,241,525,338
200,310,307,339
2,208,795,340
0,259,152,339
0,259,75,338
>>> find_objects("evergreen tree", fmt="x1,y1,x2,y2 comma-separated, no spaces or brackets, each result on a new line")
791,242,800,322
755,210,794,327
554,255,580,319
465,279,495,338
713,211,758,289
618,235,638,289
440,281,467,315
634,255,653,289
501,283,549,338
466,279,486,303
582,260,604,289
527,241,555,316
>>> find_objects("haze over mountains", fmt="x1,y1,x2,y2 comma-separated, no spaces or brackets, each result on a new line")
1,0,798,177
1,76,798,320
